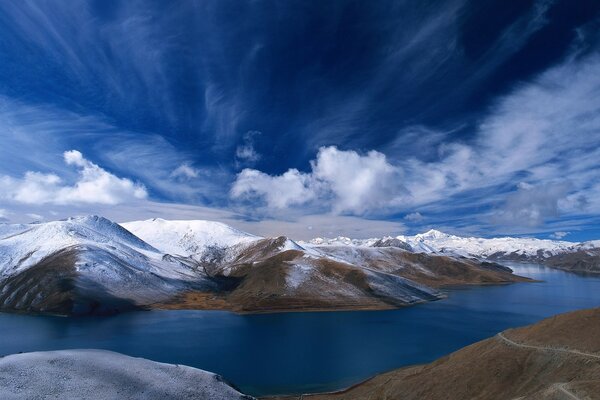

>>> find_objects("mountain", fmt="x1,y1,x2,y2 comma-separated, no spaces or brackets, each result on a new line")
307,229,600,273
121,218,261,259
0,349,253,400
271,307,600,400
0,216,214,315
0,216,528,315
136,227,527,313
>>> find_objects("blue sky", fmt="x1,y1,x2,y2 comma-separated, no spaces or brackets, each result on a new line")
1,0,600,240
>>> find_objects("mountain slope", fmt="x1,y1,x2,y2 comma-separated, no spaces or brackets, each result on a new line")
272,308,600,400
0,216,212,315
154,236,528,313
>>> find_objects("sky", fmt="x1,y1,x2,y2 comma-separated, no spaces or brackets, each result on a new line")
1,0,600,241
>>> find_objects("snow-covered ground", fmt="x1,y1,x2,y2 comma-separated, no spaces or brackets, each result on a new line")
0,349,252,400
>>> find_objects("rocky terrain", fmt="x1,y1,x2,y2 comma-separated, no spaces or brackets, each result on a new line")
0,349,253,400
268,307,600,400
308,229,600,274
0,216,528,315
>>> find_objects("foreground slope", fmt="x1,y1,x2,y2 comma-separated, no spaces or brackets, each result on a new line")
0,349,252,400
272,308,600,400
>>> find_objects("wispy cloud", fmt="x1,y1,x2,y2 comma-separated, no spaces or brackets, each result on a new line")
170,164,200,180
235,131,262,168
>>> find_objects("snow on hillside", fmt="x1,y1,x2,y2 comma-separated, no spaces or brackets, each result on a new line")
121,218,261,258
0,216,164,278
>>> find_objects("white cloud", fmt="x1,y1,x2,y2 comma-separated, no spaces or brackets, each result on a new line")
231,146,404,214
404,212,424,222
550,231,569,240
312,146,403,214
231,168,316,209
0,150,147,206
235,131,261,167
490,182,572,227
170,163,200,180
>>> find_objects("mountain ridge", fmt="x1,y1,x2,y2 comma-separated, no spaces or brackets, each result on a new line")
305,229,600,273
0,216,530,315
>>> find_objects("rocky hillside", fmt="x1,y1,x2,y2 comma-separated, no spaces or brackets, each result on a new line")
270,307,600,400
0,349,253,400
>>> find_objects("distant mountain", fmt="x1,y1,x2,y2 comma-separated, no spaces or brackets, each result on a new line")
306,229,600,273
276,307,600,400
0,216,528,315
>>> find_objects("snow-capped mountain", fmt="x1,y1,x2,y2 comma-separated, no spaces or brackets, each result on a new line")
0,216,213,314
307,229,600,273
0,216,530,315
121,218,261,258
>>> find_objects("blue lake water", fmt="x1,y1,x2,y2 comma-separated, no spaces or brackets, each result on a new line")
1,264,599,396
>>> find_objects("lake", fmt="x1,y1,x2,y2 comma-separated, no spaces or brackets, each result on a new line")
1,264,599,396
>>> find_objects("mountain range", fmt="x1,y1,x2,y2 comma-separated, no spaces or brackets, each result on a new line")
4,216,598,315
308,229,600,274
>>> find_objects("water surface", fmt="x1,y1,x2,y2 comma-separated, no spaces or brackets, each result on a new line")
1,264,599,396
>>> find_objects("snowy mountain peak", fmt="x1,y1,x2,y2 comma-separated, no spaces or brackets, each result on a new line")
415,229,451,240
307,228,599,260
0,216,162,277
121,218,261,257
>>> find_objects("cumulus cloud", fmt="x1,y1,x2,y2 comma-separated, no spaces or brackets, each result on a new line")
0,150,147,206
231,168,316,209
231,146,404,214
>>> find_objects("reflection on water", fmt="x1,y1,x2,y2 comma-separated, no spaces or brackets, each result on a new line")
1,264,599,396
